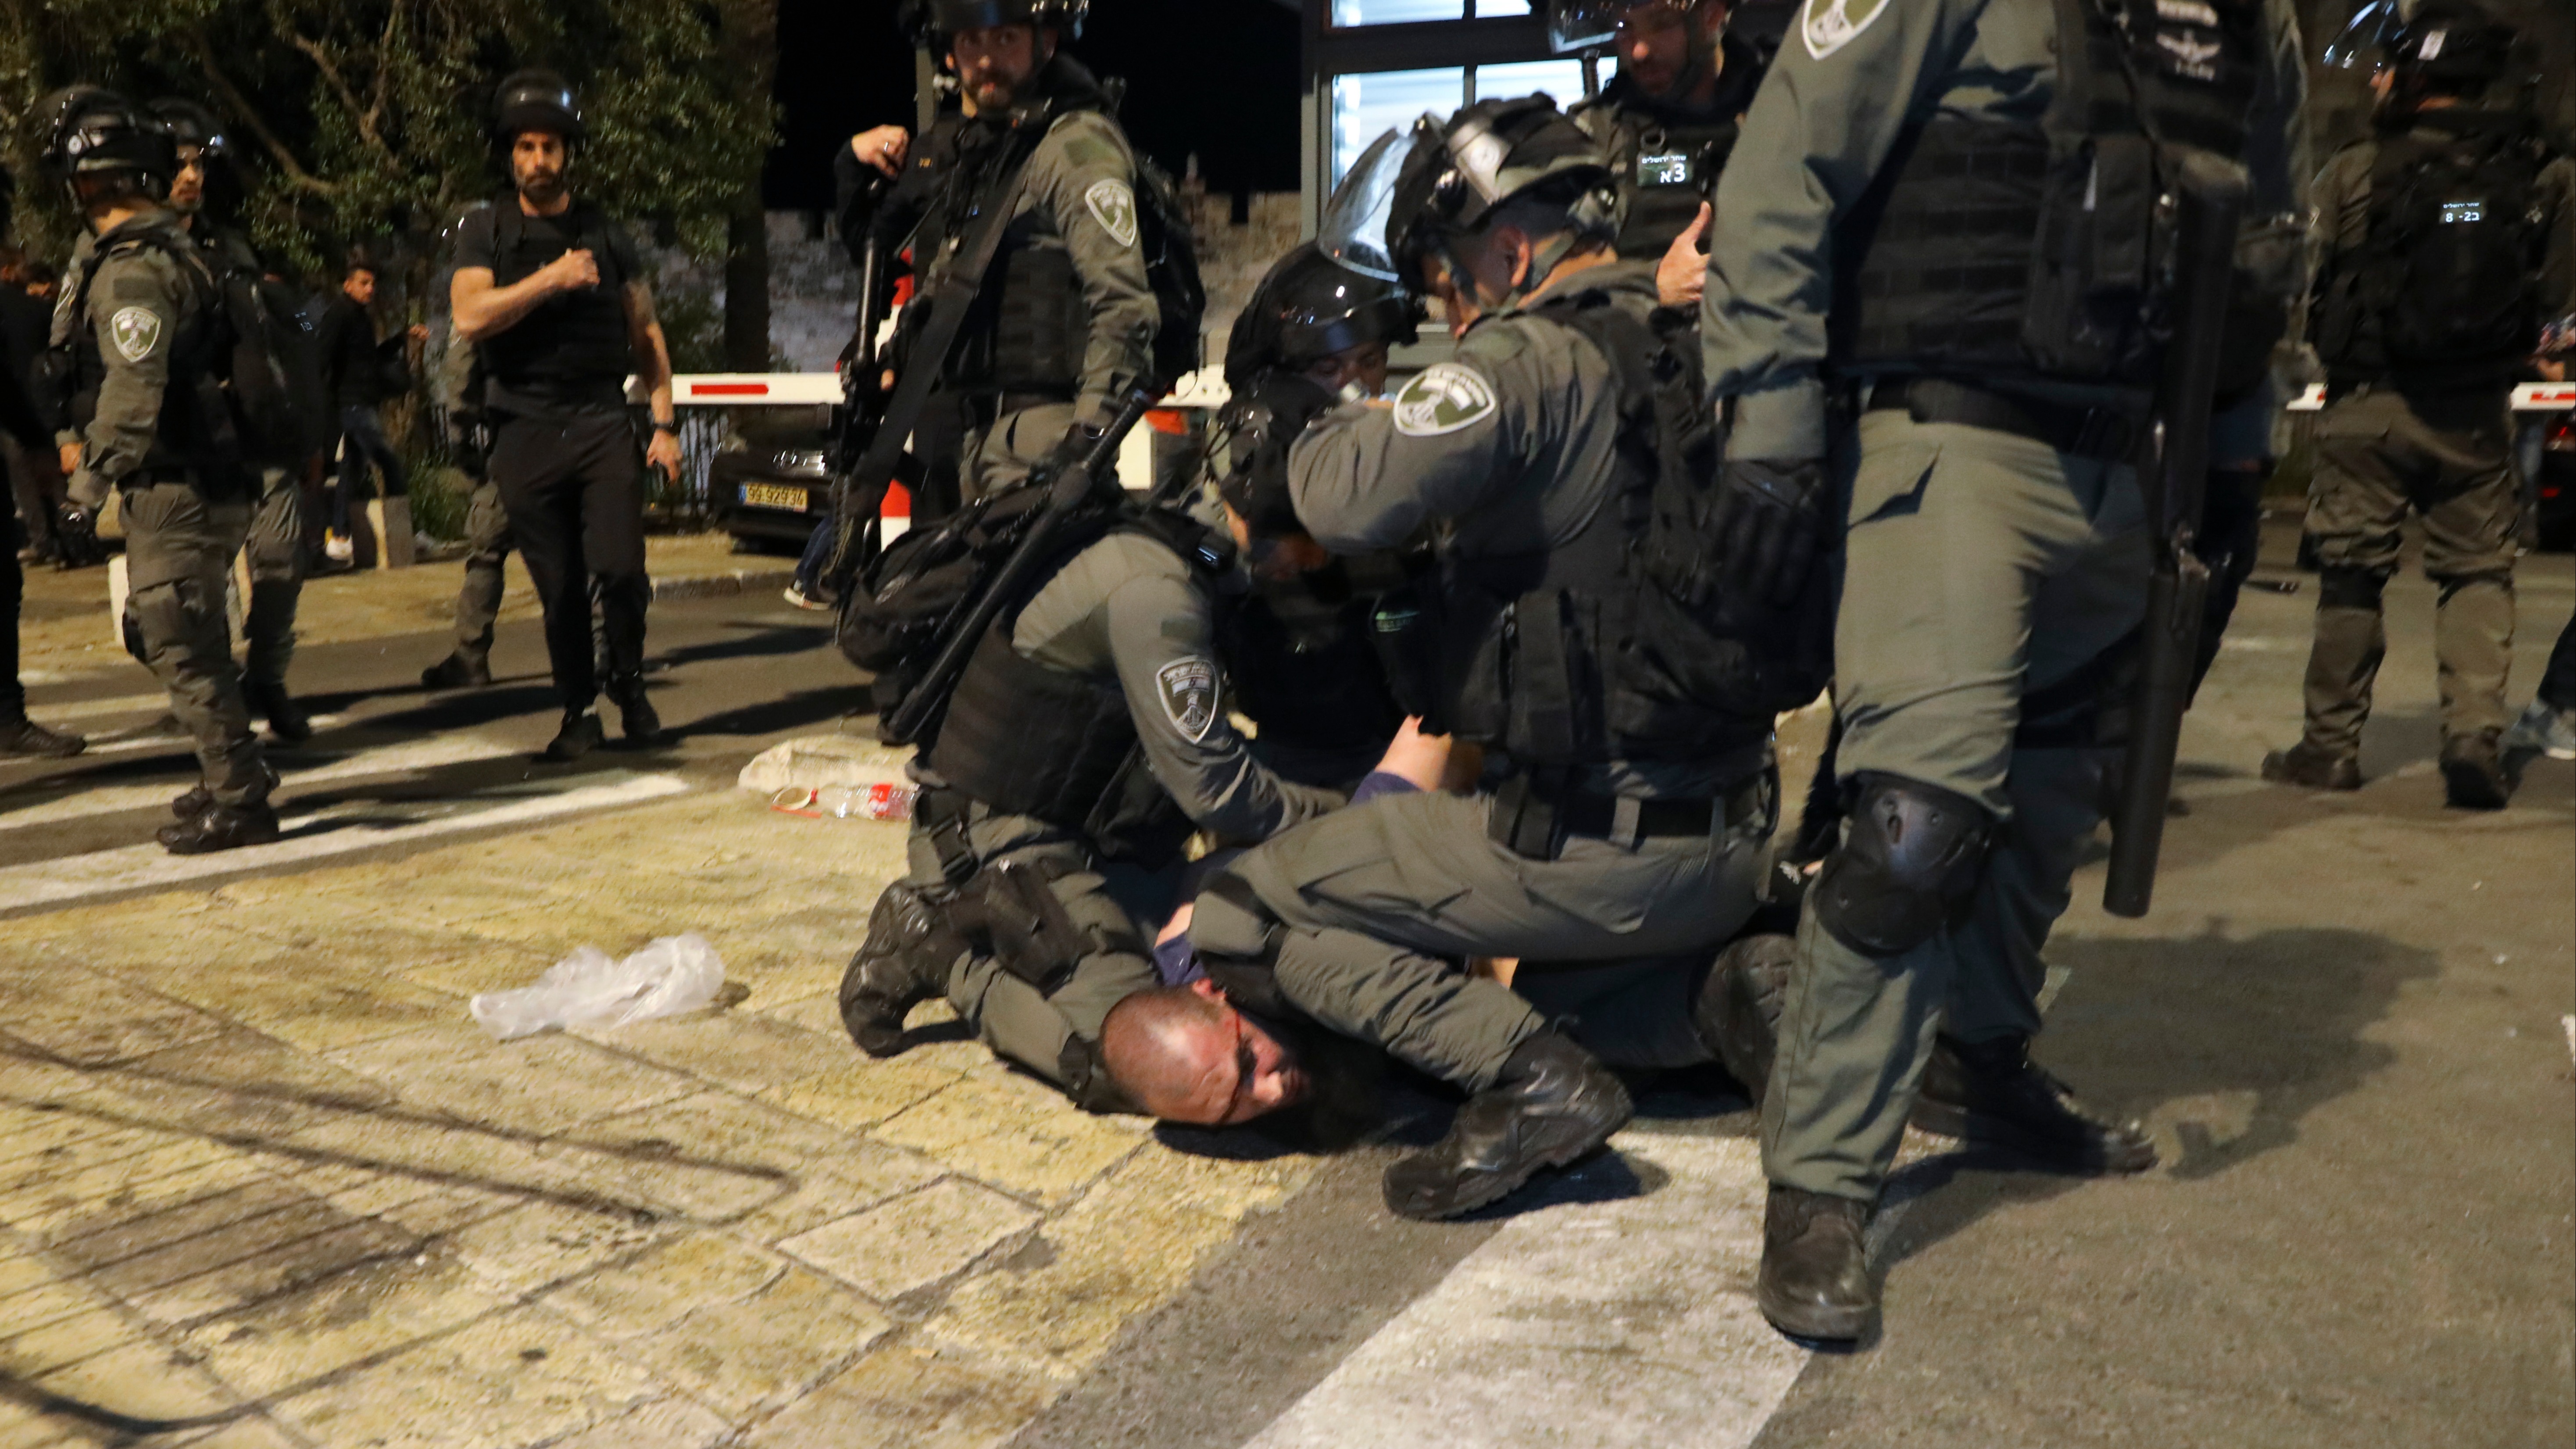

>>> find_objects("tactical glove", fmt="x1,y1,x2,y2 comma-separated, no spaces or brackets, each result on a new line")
1708,456,1829,609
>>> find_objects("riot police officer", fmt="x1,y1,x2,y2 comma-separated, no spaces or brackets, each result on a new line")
1560,0,1768,286
0,159,85,761
1700,0,2306,1342
835,479,1352,1112
450,72,683,759
150,97,323,745
2264,1,2574,809
44,88,275,851
877,0,1161,503
1182,98,1810,1222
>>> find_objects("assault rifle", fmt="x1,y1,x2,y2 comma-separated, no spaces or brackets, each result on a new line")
879,383,1161,745
2103,150,2249,919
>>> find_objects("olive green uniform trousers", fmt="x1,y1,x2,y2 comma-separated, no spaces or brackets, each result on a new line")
121,478,268,807
1193,784,1770,1091
2297,385,2519,758
902,800,1161,1097
242,465,309,689
1763,409,2149,1202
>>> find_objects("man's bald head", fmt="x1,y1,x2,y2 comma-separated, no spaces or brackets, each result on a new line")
1101,980,1309,1126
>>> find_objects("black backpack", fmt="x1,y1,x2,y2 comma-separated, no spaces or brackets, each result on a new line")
2349,126,2547,371
1129,153,1206,386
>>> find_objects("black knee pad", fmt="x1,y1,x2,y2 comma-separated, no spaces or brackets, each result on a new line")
2317,567,2388,612
1811,773,1994,956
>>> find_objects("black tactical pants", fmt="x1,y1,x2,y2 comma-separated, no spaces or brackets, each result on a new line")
490,411,648,710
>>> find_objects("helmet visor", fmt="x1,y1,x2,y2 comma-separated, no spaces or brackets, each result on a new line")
1546,0,1625,52
2322,0,2404,69
1318,127,1417,282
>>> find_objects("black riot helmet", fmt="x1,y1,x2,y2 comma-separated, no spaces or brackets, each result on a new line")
147,97,242,220
491,69,586,148
1213,371,1337,539
38,87,177,205
918,0,1089,41
1224,243,1421,390
1328,95,1615,308
2387,1,2520,109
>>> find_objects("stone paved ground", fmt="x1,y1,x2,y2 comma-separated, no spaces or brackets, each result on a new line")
0,790,1317,1448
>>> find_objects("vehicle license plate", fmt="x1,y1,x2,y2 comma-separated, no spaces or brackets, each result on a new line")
740,483,811,512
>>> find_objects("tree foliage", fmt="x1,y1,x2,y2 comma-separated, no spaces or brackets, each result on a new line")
0,0,773,286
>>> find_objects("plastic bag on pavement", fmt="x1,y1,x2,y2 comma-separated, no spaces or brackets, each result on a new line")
470,934,727,1041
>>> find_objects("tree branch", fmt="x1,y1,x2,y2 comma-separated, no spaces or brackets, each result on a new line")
189,24,337,196
285,29,394,161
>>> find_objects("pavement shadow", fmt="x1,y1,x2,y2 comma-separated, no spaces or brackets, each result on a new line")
646,619,833,672
1876,924,2439,1270
668,686,868,741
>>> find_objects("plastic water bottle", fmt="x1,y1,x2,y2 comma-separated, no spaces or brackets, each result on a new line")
818,782,917,822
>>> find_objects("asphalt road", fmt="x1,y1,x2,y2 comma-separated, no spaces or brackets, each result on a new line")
4,538,2571,1449
0,590,859,900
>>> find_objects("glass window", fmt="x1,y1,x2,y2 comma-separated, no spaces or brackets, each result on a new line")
1331,0,1468,25
1476,0,1533,14
1469,57,1587,106
1330,66,1466,184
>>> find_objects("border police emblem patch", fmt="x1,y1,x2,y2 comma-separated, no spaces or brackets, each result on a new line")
1391,363,1499,437
110,306,163,363
1084,179,1140,250
1801,0,1893,60
1156,657,1218,744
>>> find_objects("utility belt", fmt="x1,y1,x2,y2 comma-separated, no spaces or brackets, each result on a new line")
913,784,1143,996
961,388,1077,433
118,466,199,490
1868,377,2141,463
1486,766,1774,862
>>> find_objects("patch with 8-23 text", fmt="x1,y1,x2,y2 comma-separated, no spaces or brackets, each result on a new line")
1156,657,1218,743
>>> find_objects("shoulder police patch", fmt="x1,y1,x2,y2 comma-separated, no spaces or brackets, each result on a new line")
1392,362,1500,438
1156,657,1218,744
1083,179,1140,250
1801,0,1894,60
109,306,163,364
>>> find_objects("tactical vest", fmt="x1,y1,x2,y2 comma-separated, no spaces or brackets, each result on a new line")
1829,0,2263,388
922,515,1225,866
1573,54,1758,261
1379,289,1800,776
57,224,234,490
479,200,635,404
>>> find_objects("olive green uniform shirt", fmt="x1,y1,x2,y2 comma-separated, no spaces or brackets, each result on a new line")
53,209,206,508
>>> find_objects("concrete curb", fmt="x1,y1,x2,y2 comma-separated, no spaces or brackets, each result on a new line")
651,565,799,603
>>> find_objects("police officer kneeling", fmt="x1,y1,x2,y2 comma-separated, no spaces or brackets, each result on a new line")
1179,98,1821,1221
1701,0,2303,1342
43,89,276,853
835,458,1360,1109
450,72,684,759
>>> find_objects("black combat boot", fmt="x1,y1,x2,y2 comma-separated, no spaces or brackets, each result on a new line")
1756,1185,1875,1342
605,673,664,745
0,714,86,758
2439,732,2511,811
420,651,493,691
172,762,278,821
838,883,968,1057
541,710,605,762
1910,1032,2156,1173
2260,740,2360,791
1383,1031,1632,1221
244,679,312,744
156,801,281,855
1693,934,1796,1106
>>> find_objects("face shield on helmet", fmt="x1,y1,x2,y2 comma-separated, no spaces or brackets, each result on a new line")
2322,0,2405,70
1318,128,1416,283
147,98,240,219
927,0,1088,40
1381,97,1618,304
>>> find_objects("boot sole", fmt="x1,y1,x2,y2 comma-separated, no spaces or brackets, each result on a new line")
1386,1102,1633,1221
1755,1281,1873,1345
1908,1099,2158,1174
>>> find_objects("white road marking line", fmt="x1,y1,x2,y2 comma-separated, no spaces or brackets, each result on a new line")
39,714,351,762
1242,1133,1807,1449
0,773,687,912
0,733,512,833
25,691,175,723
